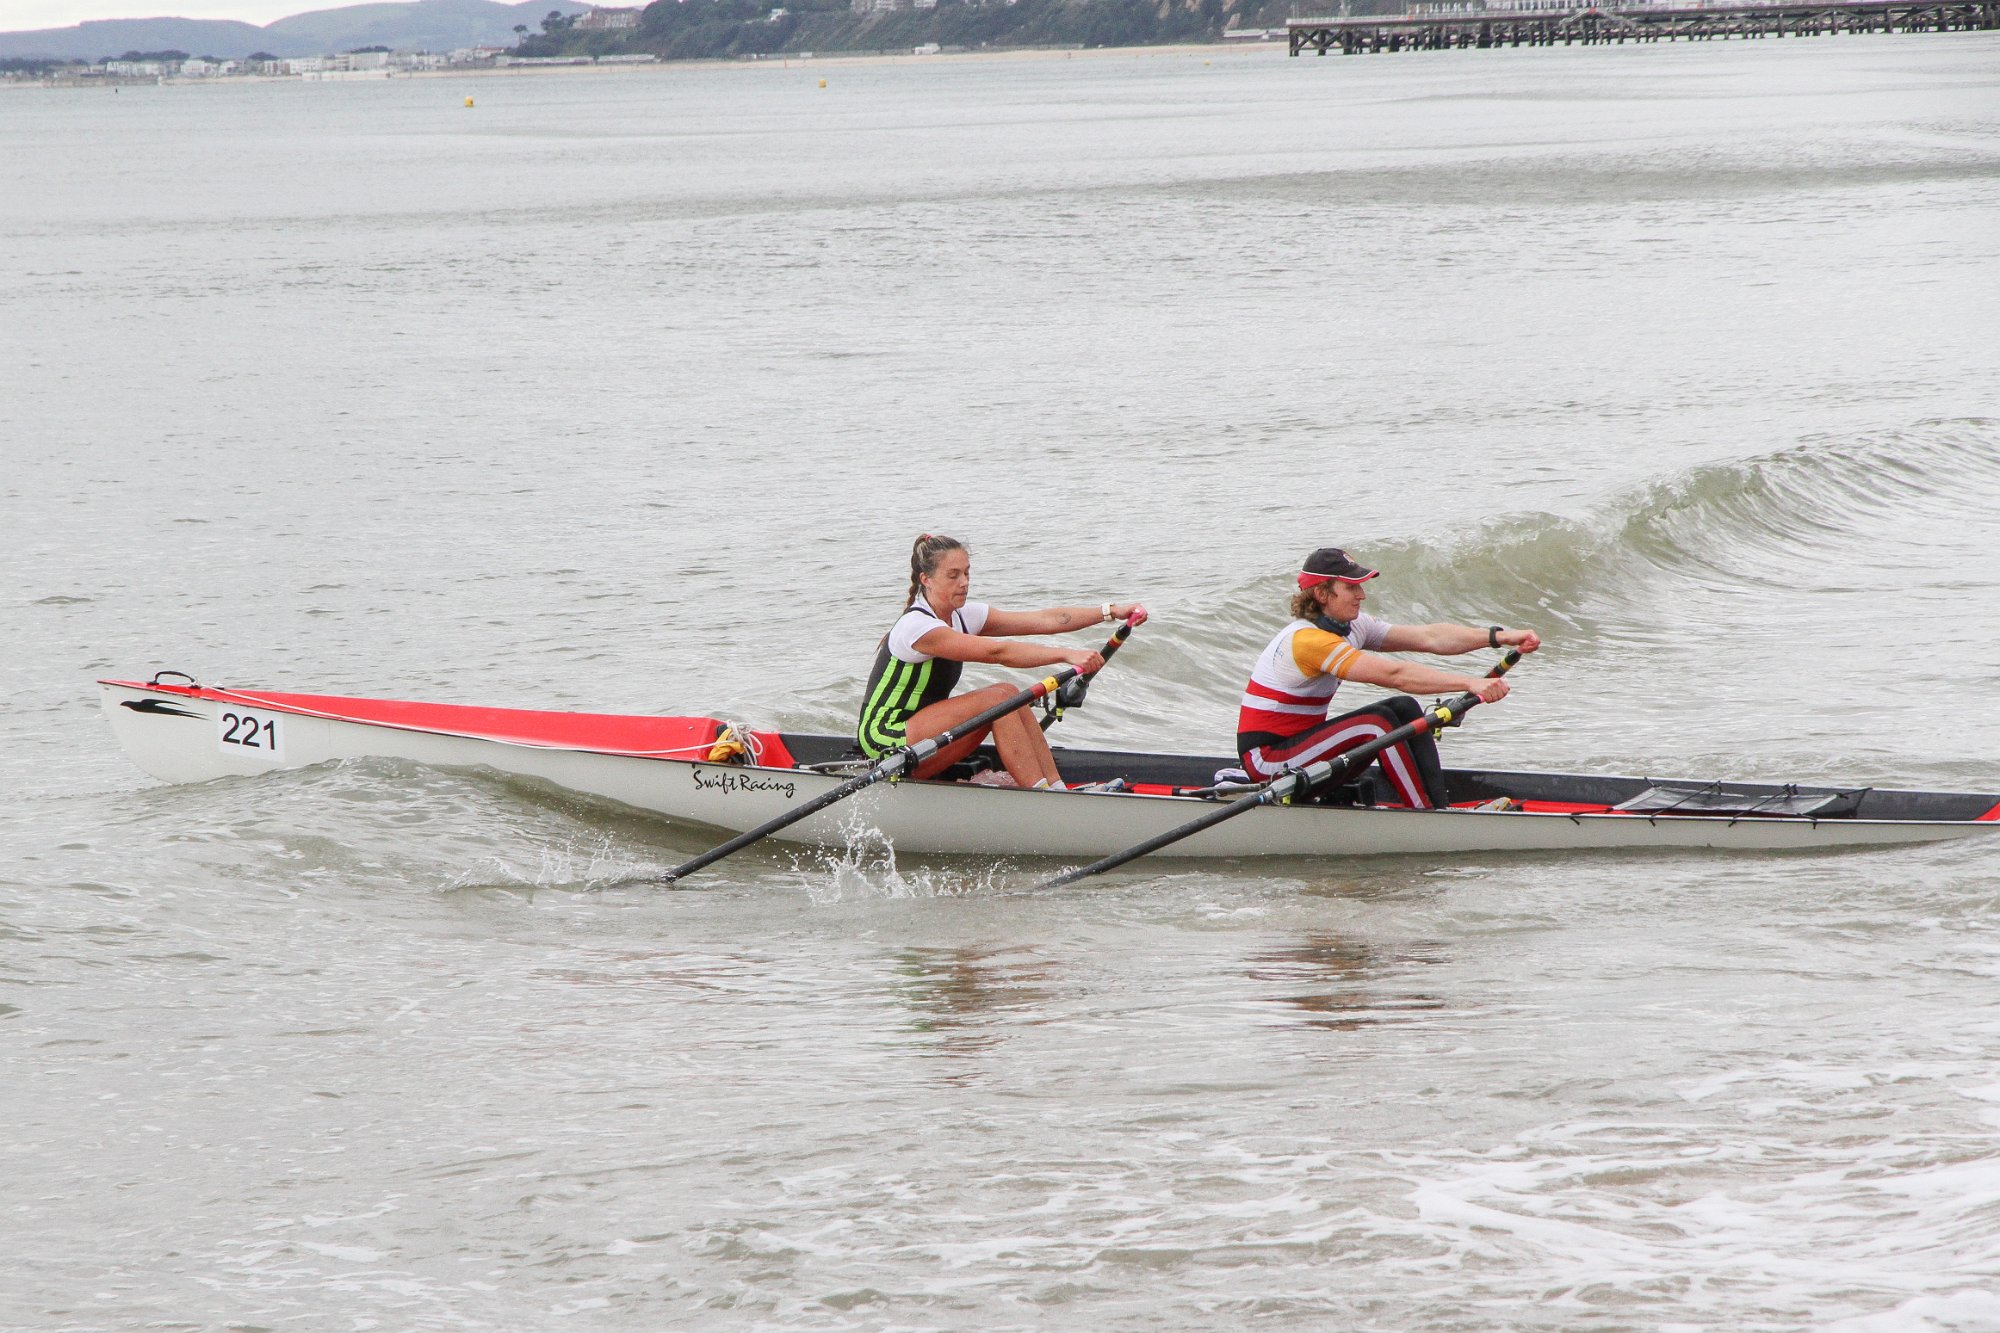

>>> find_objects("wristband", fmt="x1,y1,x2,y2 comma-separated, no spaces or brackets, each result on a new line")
1488,626,1503,649
1102,602,1115,623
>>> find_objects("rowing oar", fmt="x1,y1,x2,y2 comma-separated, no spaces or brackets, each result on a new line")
1040,619,1136,731
655,664,1088,887
1034,648,1523,890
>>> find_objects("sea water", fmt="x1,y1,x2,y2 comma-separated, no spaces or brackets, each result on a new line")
4,35,2000,1329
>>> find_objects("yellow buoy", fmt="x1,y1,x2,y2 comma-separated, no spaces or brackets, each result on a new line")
818,78,826,88
464,96,474,107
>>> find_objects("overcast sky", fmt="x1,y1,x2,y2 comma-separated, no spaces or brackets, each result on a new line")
4,0,317,27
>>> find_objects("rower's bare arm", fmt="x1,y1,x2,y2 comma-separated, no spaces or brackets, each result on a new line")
1344,651,1508,700
1379,623,1485,654
981,608,1091,636
983,603,1147,636
1380,624,1542,655
912,627,1100,672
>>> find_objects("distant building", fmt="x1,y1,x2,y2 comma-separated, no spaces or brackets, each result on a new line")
576,6,642,28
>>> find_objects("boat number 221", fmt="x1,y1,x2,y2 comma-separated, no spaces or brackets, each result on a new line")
216,708,285,761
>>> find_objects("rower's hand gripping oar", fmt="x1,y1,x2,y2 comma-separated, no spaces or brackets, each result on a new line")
1040,619,1136,731
655,664,1088,887
1035,649,1522,891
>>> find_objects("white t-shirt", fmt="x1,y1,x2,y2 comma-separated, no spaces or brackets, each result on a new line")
887,600,991,664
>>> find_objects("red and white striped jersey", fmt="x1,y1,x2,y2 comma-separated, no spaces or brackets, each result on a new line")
1236,613,1392,744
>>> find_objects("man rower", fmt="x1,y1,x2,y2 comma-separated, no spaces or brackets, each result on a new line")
1236,547,1541,808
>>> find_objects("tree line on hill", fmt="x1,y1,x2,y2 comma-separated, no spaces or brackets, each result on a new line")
2,49,250,71
4,42,392,73
513,0,1319,62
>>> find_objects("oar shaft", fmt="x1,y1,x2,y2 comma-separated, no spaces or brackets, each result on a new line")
659,769,879,884
1039,784,1284,888
1284,648,1520,796
1034,648,1522,889
1037,707,1460,888
1282,695,1464,796
660,664,1084,886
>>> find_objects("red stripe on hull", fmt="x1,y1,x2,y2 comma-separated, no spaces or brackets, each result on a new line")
102,679,796,767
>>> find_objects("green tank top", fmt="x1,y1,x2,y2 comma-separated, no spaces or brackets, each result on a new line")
856,603,967,758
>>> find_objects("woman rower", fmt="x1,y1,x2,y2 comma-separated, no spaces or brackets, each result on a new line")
1238,546,1540,808
858,534,1148,788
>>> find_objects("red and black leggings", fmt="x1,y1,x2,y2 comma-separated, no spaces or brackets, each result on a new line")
1239,695,1446,809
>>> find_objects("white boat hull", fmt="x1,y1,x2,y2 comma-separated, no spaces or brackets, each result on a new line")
98,679,2000,860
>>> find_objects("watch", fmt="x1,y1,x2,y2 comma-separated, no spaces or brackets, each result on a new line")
1488,626,1504,649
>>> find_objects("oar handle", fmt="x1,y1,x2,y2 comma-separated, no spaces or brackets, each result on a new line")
1043,618,1136,728
659,664,1085,886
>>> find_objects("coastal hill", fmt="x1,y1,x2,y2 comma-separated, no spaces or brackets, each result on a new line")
2,0,1311,66
521,0,1303,62
0,0,588,60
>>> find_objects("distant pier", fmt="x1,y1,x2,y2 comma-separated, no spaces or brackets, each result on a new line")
1287,0,2000,55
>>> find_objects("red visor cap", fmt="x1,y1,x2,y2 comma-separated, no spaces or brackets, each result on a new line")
1297,547,1380,589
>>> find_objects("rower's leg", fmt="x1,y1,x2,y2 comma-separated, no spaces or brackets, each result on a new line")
902,685,1011,779
989,707,1063,788
1241,699,1446,809
1373,695,1449,809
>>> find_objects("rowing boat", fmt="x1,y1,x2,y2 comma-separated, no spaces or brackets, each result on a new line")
98,674,2000,859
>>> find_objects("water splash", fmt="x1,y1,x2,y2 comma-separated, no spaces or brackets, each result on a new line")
793,808,1016,903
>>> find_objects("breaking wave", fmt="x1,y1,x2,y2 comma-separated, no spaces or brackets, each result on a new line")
1168,417,2000,674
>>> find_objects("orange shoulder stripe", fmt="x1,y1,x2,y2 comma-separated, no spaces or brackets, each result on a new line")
1289,628,1358,679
